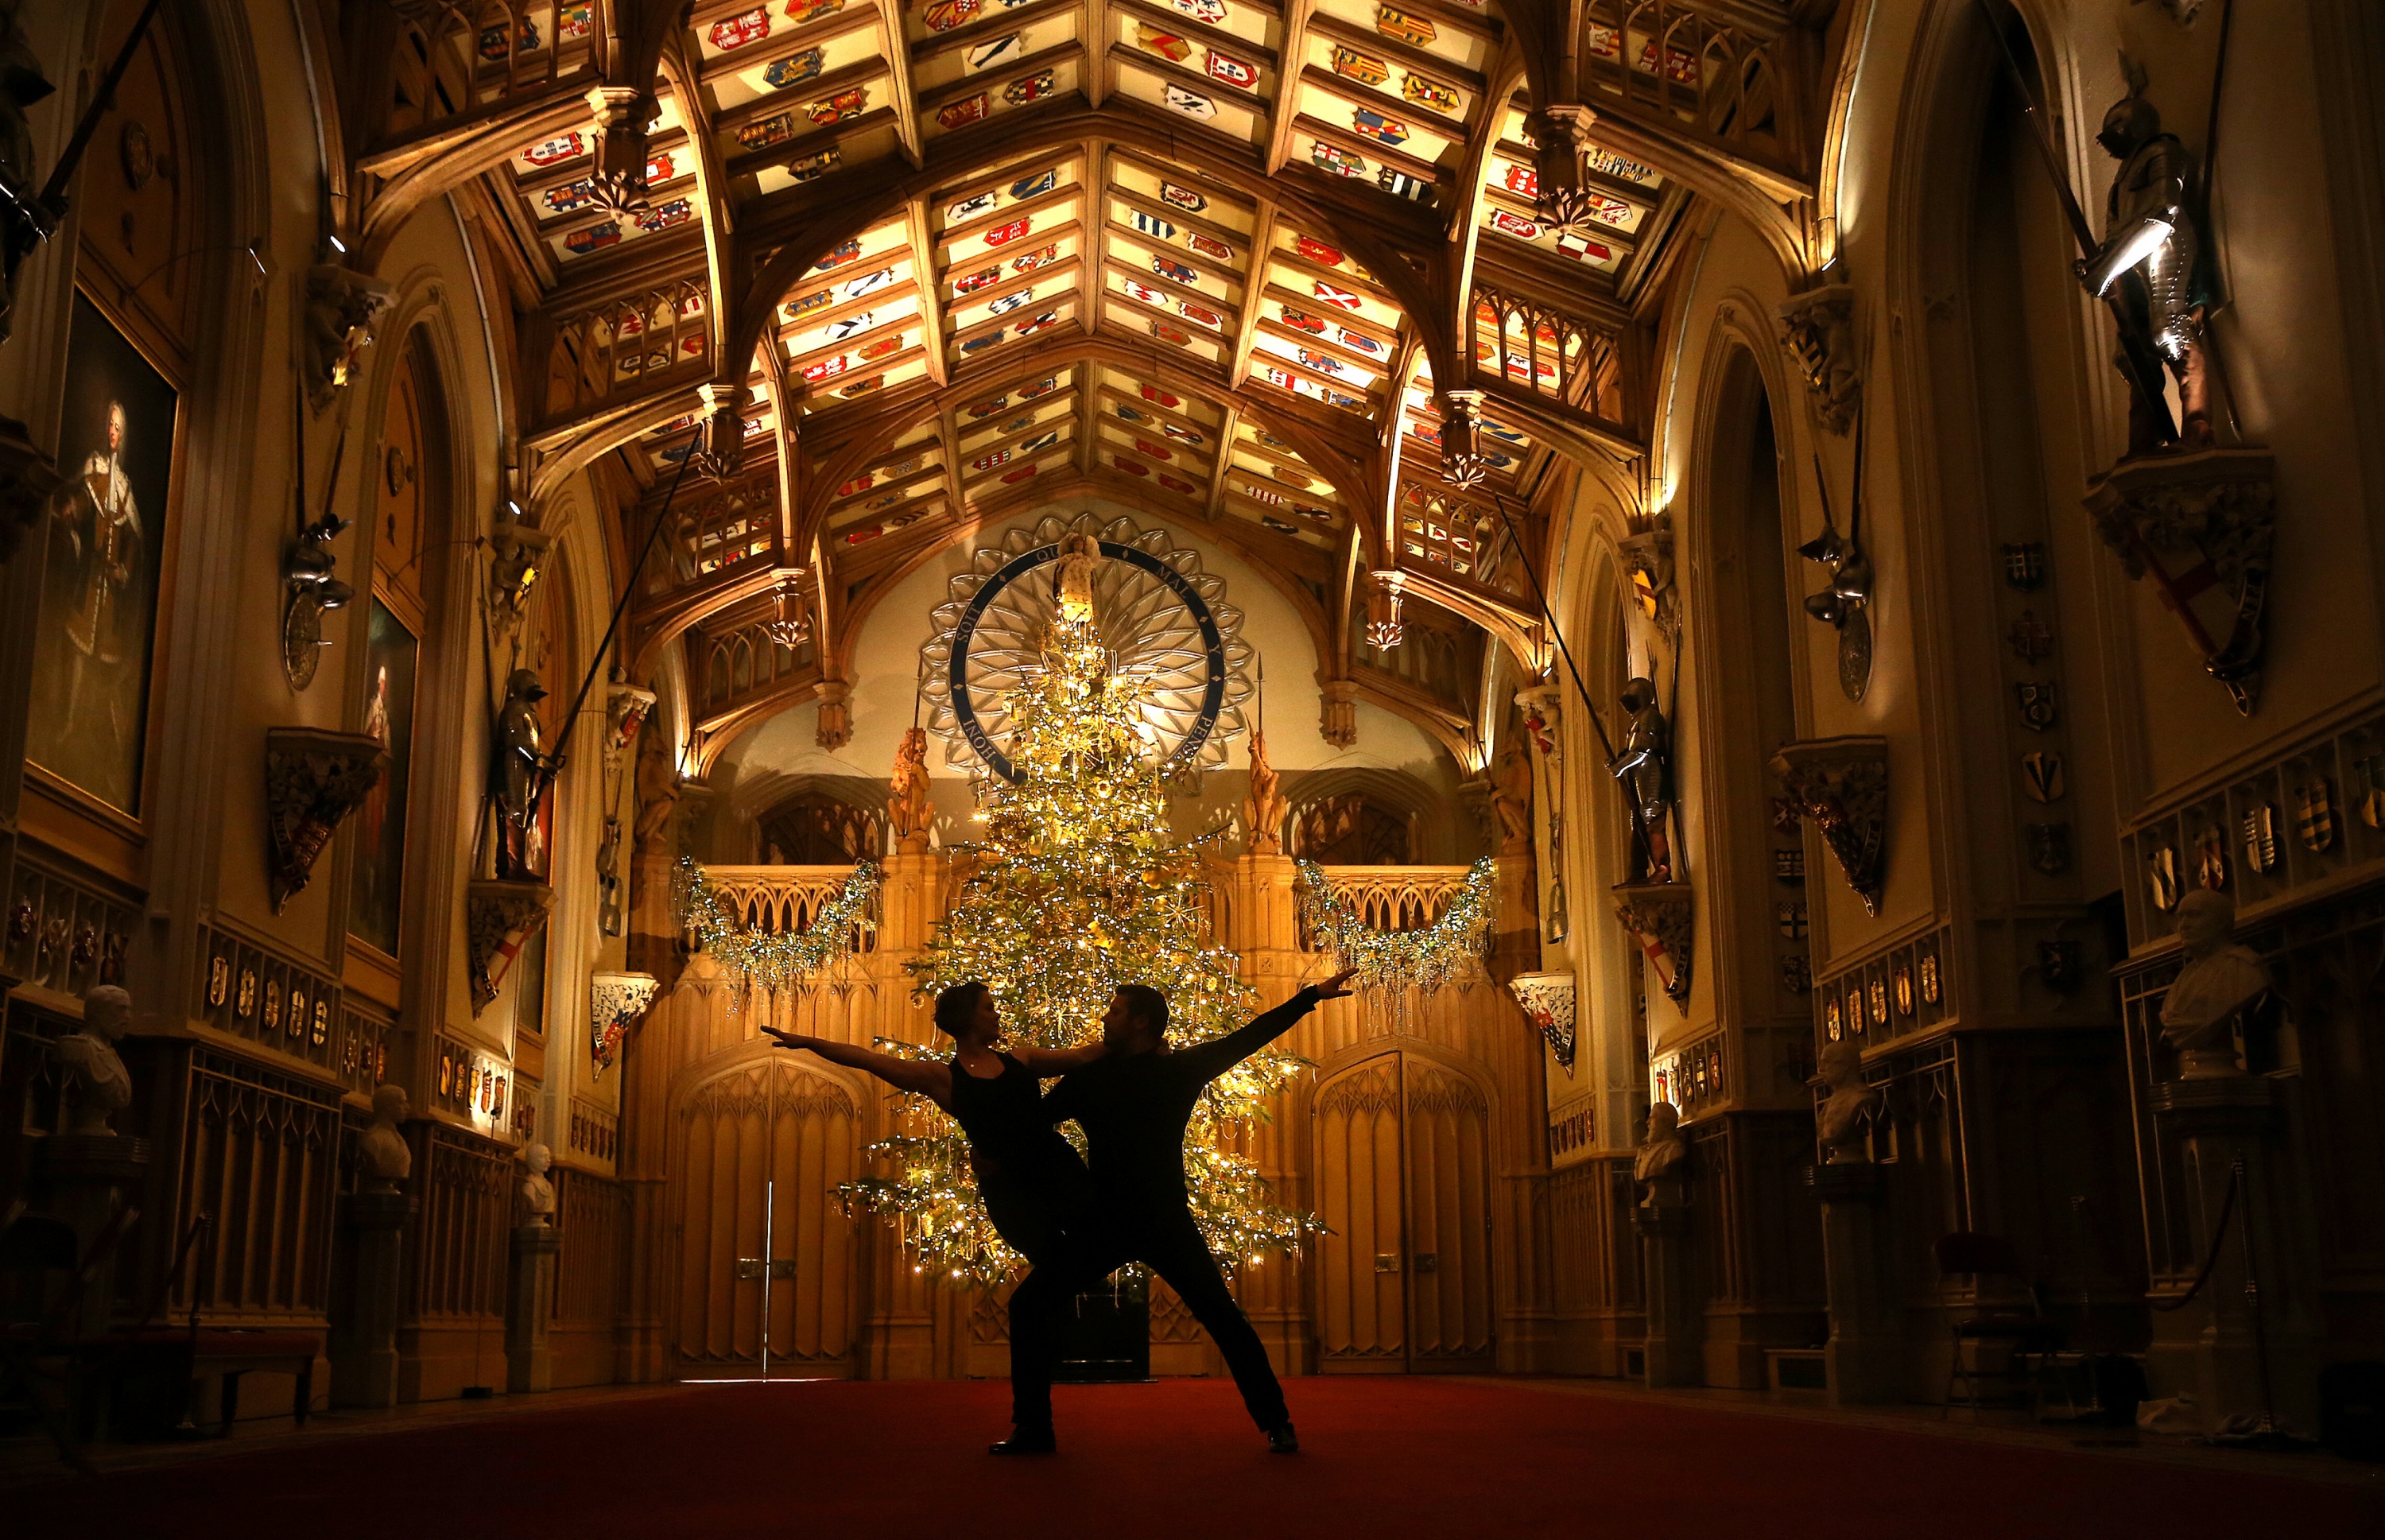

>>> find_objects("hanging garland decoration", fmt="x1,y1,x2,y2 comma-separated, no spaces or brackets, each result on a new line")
673,856,882,996
1293,857,1499,996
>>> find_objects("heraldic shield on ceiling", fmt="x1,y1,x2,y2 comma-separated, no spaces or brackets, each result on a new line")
920,512,1253,782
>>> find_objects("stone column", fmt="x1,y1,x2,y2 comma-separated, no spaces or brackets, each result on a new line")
506,1224,560,1393
1635,1174,1702,1387
39,1135,150,1336
2149,1076,2322,1437
331,1190,413,1408
1809,1162,1902,1404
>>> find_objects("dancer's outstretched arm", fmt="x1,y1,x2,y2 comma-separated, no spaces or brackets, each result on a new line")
762,1029,954,1111
1006,1040,1108,1077
1176,968,1359,1084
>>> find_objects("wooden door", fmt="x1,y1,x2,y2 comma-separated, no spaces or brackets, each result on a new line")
1311,1053,1495,1372
669,1058,859,1378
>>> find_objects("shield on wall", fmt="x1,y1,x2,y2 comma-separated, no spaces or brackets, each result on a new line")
2021,751,2065,804
2193,825,2228,890
2015,681,2060,733
2026,822,2071,876
2242,804,2280,875
2147,845,2182,912
2296,780,2337,853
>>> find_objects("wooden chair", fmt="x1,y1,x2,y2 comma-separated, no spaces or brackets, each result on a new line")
1935,1231,2065,1415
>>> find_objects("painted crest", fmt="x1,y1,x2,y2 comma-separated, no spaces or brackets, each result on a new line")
1402,74,1459,112
1010,244,1061,272
1207,51,1258,89
2241,804,2280,875
1352,109,1410,147
2015,680,2059,732
1376,6,1436,45
1131,210,1177,239
543,181,597,216
845,266,895,297
1010,169,1060,200
524,133,587,169
785,0,846,21
1490,210,1541,240
1138,25,1192,64
2297,779,2337,852
925,0,980,31
1115,457,1151,476
1001,464,1041,483
710,7,771,49
968,34,1026,72
1161,181,1208,213
1379,169,1433,202
1776,902,1807,941
765,48,826,88
948,190,1001,223
2001,541,2047,590
1016,310,1061,335
1022,430,1061,453
1188,232,1234,261
960,330,1005,355
827,314,874,342
1161,424,1203,444
634,199,693,233
809,88,866,124
1336,327,1385,358
564,222,621,256
1167,0,1229,23
1293,236,1345,267
966,394,1010,417
1503,163,1538,198
481,17,540,60
1123,280,1165,305
2007,610,2054,664
1164,85,1219,120
1311,142,1366,177
737,113,798,150
2358,753,2385,829
954,265,1002,295
2020,751,2065,804
1134,439,1174,461
972,450,1011,471
1330,47,1389,87
1151,322,1192,346
1139,385,1181,407
1313,281,1362,311
937,94,989,130
1297,350,1346,378
1279,308,1325,335
1002,71,1055,104
801,355,849,383
2193,825,2229,891
1020,376,1060,398
1153,257,1199,285
1158,474,1197,495
985,218,1031,247
786,147,841,182
988,289,1034,316
2026,823,2071,876
812,239,860,271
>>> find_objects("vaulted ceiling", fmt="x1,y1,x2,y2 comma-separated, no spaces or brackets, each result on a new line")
348,0,1852,767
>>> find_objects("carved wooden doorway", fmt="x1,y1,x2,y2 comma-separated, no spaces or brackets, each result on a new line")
669,1057,861,1379
1309,1051,1496,1373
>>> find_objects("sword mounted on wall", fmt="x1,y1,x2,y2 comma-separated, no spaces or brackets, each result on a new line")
1,0,169,272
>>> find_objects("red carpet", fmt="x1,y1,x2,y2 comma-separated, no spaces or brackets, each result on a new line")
10,1377,2376,1539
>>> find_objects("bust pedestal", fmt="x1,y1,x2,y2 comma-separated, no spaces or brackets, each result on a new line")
1809,1161,1902,1404
2146,1076,2321,1437
39,1134,151,1337
506,1224,560,1394
1633,1176,1702,1387
331,1190,415,1408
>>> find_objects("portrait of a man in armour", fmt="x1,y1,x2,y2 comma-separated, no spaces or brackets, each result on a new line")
26,294,178,814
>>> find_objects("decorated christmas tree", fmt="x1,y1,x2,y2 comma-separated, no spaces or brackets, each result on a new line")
842,558,1320,1287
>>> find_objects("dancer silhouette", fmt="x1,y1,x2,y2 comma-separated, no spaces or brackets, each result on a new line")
998,969,1357,1456
764,981,1102,1267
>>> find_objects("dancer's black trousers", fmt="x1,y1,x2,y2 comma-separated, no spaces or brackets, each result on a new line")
1009,1208,1288,1433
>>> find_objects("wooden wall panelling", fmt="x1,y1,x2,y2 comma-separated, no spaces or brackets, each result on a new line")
398,1121,513,1400
553,1164,630,1387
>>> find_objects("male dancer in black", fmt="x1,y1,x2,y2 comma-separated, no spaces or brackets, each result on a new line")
995,968,1356,1457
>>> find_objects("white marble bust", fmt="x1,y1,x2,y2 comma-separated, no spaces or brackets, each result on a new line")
2159,889,2268,1079
360,1083,412,1192
56,985,135,1135
1635,1101,1688,1185
520,1142,556,1226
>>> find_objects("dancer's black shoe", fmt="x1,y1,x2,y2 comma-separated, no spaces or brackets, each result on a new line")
1265,1422,1299,1454
989,1427,1057,1456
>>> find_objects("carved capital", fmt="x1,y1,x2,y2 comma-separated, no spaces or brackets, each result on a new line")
1507,970,1578,1073
303,265,394,413
1775,282,1860,435
467,879,556,1015
2083,447,2274,715
1514,685,1561,762
1617,510,1677,633
0,414,60,564
1364,570,1406,650
588,970,659,1076
487,507,551,638
1769,736,1889,917
265,727,388,914
1612,881,1694,1008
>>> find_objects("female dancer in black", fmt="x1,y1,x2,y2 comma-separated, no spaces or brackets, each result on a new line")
761,980,1102,1271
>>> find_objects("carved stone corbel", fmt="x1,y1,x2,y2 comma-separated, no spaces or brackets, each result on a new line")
1770,736,1889,917
1776,283,1860,435
1617,510,1677,635
1613,881,1694,1008
588,970,659,1076
303,265,394,413
815,677,852,750
487,505,551,640
1320,678,1357,748
1523,106,1602,235
584,85,657,214
1364,571,1406,650
2083,447,2274,716
467,879,556,1014
0,414,60,563
603,681,657,776
1437,390,1487,487
265,727,389,914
